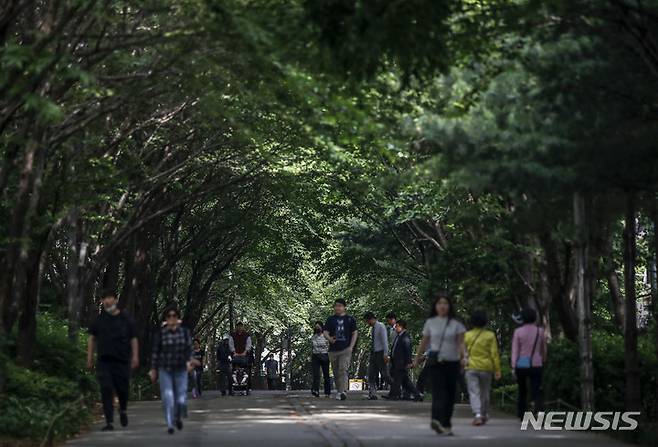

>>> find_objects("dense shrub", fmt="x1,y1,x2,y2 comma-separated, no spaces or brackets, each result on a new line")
543,330,657,416
0,314,97,444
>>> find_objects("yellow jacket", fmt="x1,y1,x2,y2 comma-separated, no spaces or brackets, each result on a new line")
464,328,501,374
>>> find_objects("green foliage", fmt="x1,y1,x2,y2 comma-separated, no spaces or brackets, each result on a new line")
543,331,657,416
0,315,96,442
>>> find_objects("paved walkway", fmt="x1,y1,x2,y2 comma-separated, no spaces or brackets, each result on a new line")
68,390,628,447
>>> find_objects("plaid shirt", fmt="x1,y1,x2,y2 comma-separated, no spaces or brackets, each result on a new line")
151,325,193,371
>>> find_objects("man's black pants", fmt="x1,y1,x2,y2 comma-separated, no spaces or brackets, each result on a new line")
97,360,130,424
391,368,420,399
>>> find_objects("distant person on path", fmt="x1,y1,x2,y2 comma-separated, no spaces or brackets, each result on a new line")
389,320,422,401
364,311,390,400
414,292,466,436
512,307,547,420
264,354,279,390
149,305,193,435
87,289,139,432
216,334,233,396
324,298,358,401
191,338,204,398
464,310,501,426
384,312,398,394
311,321,331,397
229,322,253,393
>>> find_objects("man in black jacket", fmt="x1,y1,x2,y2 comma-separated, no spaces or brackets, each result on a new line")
389,320,422,401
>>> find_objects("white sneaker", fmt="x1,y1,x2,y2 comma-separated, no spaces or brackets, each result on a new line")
335,394,342,401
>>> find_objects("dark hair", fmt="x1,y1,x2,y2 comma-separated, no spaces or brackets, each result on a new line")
101,288,118,299
236,322,244,327
334,298,347,307
470,310,488,328
313,320,324,329
396,319,407,329
163,304,180,320
521,307,537,324
193,338,201,344
385,312,396,320
429,291,456,319
363,311,376,320
268,353,274,358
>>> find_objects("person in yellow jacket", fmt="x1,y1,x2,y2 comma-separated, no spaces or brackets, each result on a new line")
464,310,501,426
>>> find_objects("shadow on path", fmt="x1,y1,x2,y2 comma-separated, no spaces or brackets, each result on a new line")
68,390,629,447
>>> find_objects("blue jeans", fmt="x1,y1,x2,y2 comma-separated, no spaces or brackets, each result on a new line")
158,368,188,428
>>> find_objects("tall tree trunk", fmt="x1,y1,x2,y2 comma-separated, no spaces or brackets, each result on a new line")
286,326,292,391
623,192,641,411
574,192,594,410
16,243,45,367
539,233,578,341
650,196,658,422
603,232,625,332
67,209,83,342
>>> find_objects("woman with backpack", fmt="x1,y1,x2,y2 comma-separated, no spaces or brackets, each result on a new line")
413,291,467,436
149,305,194,434
464,310,501,426
511,307,547,420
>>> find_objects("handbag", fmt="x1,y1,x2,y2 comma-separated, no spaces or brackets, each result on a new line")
516,326,540,369
427,318,450,366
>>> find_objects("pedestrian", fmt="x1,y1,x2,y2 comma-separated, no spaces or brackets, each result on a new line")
413,291,466,436
149,305,193,435
363,311,390,400
216,334,233,396
264,354,279,390
229,322,253,393
87,289,139,431
191,338,204,398
324,298,358,401
512,307,547,420
464,310,501,426
390,320,422,401
311,321,331,398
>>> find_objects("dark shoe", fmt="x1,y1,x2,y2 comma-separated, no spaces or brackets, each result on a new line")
176,419,183,430
413,394,424,402
311,390,320,398
340,392,347,401
101,424,114,432
367,395,378,400
221,391,227,396
120,411,128,427
168,428,175,435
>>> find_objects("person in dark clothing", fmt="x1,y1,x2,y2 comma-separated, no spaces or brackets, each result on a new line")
191,339,204,398
310,321,331,398
87,289,139,432
390,320,422,401
264,354,279,390
149,305,193,435
216,335,233,396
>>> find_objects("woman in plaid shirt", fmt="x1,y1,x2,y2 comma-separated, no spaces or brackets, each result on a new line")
149,305,193,434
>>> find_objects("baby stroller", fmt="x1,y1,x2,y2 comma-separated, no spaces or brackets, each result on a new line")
231,354,250,395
